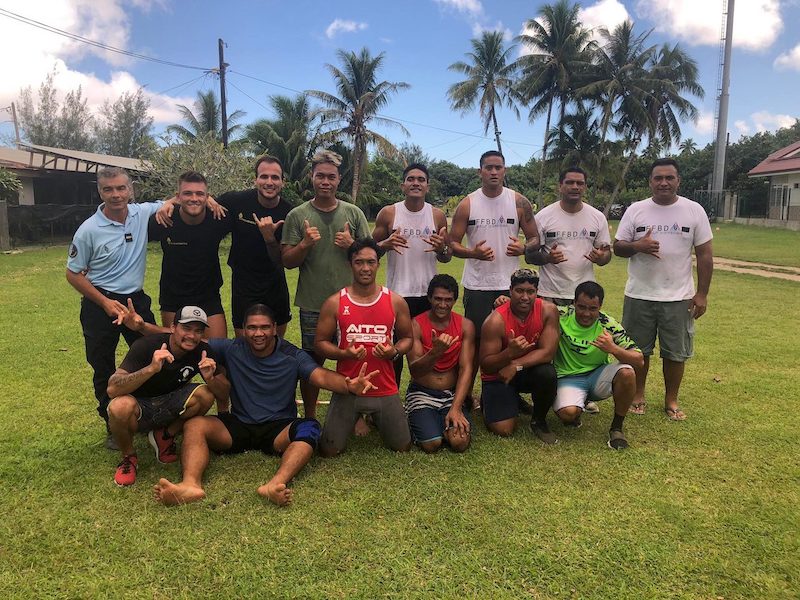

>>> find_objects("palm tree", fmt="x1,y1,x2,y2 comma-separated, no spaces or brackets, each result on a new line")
679,138,698,155
546,104,602,171
644,43,704,152
447,30,523,154
516,0,594,200
245,94,322,188
306,48,410,205
167,90,245,143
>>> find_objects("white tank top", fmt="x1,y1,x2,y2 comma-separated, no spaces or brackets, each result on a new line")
386,201,438,297
461,187,521,290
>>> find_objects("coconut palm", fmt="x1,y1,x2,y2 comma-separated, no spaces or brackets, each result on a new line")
679,138,698,155
306,48,410,205
447,30,523,154
644,43,704,152
546,104,602,171
516,0,594,199
245,94,322,187
167,90,245,143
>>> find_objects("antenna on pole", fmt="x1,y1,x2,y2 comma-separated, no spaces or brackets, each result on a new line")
218,38,229,149
711,0,734,195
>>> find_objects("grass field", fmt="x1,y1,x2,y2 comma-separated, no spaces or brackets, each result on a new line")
1,231,798,599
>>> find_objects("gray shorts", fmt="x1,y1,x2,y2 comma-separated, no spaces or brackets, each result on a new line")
299,309,321,352
320,393,411,454
622,296,694,362
553,363,632,412
463,288,507,338
136,383,204,432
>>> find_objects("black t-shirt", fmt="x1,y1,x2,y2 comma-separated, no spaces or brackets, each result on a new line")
218,189,292,295
119,333,213,398
148,210,231,303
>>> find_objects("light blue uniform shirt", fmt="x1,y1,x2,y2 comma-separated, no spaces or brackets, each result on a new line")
67,201,162,294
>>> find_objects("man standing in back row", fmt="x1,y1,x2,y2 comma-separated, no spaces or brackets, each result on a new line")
372,162,451,386
613,158,713,421
449,150,541,407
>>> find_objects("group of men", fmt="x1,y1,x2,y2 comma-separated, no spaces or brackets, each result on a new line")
66,148,713,506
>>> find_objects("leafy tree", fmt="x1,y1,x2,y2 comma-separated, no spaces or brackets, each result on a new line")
447,30,522,154
307,48,410,205
94,89,155,158
0,167,22,203
167,90,245,143
17,71,95,151
140,132,252,200
679,138,698,155
517,0,594,197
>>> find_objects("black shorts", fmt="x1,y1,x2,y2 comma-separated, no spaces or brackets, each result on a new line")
463,289,507,338
160,294,224,317
214,413,296,455
231,281,291,329
404,296,431,319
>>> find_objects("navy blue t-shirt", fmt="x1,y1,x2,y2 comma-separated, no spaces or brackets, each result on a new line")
208,337,318,424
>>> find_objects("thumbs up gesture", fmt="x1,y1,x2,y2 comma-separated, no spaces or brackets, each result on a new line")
334,221,354,249
634,228,660,258
300,219,321,249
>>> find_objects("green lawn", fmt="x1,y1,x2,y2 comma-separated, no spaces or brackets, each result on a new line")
1,233,798,598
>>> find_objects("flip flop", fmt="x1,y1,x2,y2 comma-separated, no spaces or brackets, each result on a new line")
664,407,687,421
628,401,647,415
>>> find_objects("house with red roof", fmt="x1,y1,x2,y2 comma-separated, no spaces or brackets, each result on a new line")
748,140,800,224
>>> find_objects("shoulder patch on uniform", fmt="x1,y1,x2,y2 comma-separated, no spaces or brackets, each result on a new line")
69,244,78,258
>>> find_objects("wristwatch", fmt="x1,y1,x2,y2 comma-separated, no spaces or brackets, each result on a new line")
515,364,523,372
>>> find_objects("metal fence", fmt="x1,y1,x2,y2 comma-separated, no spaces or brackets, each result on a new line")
692,190,725,219
736,189,769,219
7,204,97,246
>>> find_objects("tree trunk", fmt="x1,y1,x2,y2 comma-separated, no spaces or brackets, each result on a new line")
536,97,554,206
490,106,503,155
605,139,639,217
351,139,363,205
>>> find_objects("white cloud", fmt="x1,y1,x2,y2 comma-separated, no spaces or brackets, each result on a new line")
734,120,751,136
325,18,368,40
774,44,800,71
433,0,483,17
635,0,783,51
579,0,629,42
471,21,513,42
0,0,195,126
694,110,715,135
749,111,798,133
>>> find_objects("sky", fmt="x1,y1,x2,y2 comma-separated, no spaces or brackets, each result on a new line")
0,0,798,167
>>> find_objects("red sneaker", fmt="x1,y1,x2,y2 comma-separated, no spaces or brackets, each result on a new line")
114,454,138,486
148,428,178,464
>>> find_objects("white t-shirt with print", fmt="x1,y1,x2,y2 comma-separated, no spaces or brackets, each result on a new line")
615,196,713,301
535,202,611,299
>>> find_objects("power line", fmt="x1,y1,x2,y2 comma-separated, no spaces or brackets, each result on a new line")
226,76,270,111
0,8,211,71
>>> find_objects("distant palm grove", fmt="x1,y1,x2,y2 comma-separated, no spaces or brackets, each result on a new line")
11,0,800,216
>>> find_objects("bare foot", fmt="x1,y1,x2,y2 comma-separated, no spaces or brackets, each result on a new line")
353,416,371,437
257,481,293,507
153,478,206,506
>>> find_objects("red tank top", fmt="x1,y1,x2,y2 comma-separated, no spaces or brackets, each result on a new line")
481,298,544,382
414,311,463,372
336,286,398,396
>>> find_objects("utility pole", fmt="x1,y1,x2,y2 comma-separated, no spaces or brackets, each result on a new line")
218,38,228,149
712,0,735,195
10,102,20,146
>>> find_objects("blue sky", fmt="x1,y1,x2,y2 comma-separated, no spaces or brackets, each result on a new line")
1,0,798,167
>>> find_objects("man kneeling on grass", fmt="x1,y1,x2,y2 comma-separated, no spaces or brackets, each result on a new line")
553,281,643,449
406,274,475,453
153,304,378,507
107,306,226,487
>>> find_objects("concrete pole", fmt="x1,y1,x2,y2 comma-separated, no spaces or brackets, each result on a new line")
712,0,735,193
